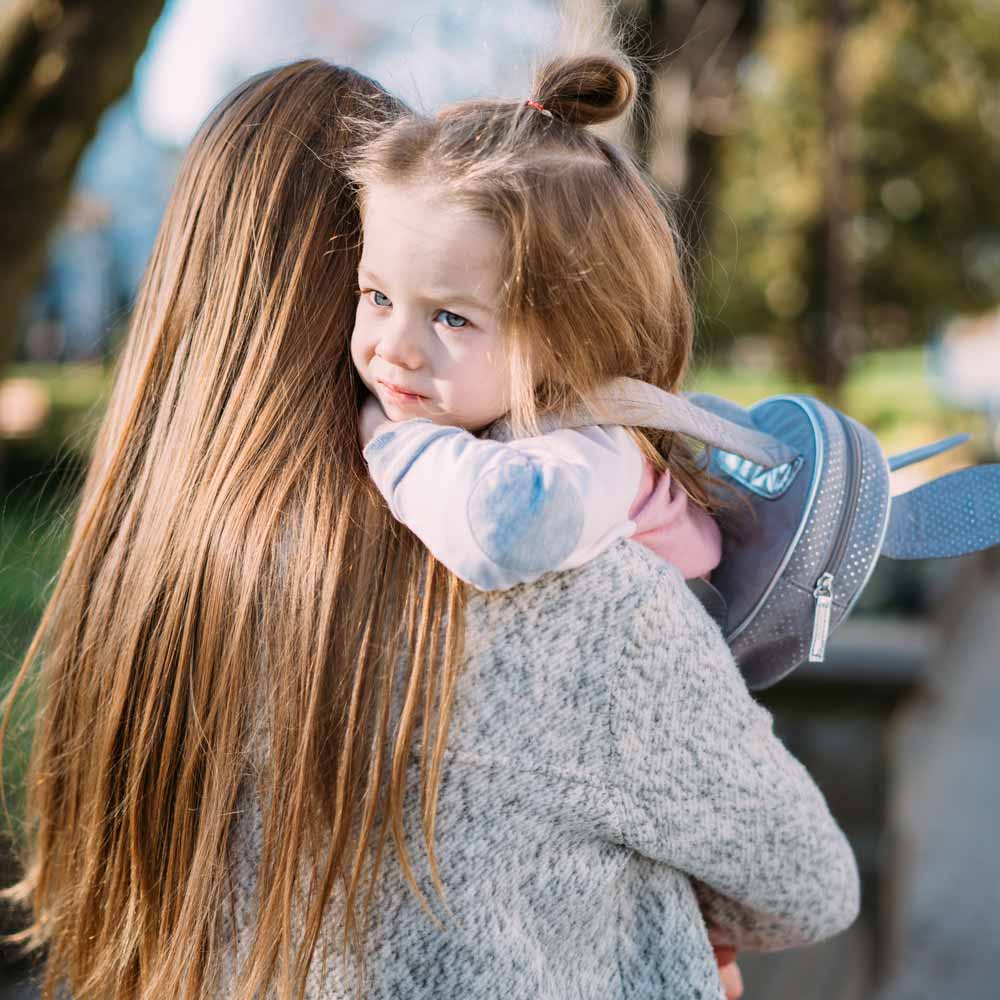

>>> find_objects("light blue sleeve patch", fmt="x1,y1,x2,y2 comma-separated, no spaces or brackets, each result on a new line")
466,460,584,575
363,429,397,456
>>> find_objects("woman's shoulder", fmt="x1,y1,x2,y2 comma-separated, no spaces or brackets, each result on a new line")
452,538,715,781
466,535,741,726
463,536,718,659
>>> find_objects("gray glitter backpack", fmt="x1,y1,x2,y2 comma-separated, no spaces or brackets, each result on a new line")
545,377,1000,690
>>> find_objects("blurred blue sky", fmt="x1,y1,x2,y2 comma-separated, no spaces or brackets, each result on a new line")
133,0,562,146
27,0,569,359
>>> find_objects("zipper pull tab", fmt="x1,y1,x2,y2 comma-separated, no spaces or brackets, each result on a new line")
809,572,835,662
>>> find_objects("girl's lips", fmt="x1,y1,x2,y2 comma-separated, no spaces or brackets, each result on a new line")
378,379,426,402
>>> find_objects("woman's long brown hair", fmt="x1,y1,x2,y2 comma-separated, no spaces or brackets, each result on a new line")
0,60,467,999
0,50,741,1000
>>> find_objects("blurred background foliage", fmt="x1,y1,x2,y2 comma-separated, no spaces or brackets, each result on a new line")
700,0,1000,385
0,0,998,853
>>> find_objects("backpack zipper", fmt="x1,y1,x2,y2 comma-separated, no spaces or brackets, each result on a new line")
808,414,862,662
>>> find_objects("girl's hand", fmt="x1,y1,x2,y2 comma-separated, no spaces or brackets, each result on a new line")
707,923,743,1000
359,393,393,449
716,954,744,1000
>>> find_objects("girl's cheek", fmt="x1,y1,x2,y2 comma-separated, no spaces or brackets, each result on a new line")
349,334,375,379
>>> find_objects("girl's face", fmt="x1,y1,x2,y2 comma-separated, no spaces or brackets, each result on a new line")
351,181,513,432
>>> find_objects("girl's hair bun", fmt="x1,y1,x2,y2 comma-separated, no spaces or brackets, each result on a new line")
531,54,637,128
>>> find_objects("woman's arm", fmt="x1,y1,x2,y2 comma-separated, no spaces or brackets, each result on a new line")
359,397,645,591
608,552,861,952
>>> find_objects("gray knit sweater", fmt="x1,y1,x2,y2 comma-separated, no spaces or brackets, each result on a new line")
221,537,860,998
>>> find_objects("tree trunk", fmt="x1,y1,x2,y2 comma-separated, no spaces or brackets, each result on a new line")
809,0,860,398
610,0,763,287
0,0,167,373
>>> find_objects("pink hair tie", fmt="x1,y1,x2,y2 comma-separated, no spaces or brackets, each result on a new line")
525,98,553,119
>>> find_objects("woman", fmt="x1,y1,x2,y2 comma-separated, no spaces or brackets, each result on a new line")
0,59,857,999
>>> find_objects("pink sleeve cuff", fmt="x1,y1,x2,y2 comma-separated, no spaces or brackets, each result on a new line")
627,459,723,580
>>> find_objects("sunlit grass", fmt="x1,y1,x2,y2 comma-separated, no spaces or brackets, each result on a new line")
4,361,110,412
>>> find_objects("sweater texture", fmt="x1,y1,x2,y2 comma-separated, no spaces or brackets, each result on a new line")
220,538,860,998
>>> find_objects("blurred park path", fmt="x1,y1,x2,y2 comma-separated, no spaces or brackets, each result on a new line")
874,550,1000,1000
716,550,1000,1000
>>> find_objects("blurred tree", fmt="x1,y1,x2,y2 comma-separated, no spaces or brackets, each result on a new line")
608,0,764,281
702,0,1000,394
815,0,860,394
858,0,1000,346
0,0,166,373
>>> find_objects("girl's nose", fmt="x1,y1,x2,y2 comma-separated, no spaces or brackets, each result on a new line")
376,319,424,370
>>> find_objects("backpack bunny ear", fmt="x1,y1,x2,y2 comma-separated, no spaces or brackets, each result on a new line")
685,392,764,435
540,377,801,470
882,464,1000,560
887,433,970,471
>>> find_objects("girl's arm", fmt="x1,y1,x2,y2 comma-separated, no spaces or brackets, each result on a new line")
360,406,646,591
609,555,861,952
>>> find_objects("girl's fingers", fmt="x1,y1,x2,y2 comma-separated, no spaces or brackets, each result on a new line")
718,960,744,1000
712,945,738,967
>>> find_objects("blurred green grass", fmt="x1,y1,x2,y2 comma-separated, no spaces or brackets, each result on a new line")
1,496,72,667
0,362,107,466
695,347,954,429
0,492,71,828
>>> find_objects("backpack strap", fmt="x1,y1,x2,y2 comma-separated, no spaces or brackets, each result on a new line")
685,575,729,630
538,377,800,470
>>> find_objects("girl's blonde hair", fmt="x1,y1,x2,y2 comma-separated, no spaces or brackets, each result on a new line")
348,52,724,513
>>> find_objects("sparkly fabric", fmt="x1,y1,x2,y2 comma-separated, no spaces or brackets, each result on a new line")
883,464,1000,559
697,395,891,689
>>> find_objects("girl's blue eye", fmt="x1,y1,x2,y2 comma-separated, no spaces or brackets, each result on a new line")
372,290,391,307
435,309,468,330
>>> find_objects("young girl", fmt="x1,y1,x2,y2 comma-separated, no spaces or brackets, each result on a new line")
0,57,858,1000
348,63,725,592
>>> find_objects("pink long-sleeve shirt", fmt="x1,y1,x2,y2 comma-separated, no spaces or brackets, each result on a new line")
363,418,722,591
627,453,722,579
